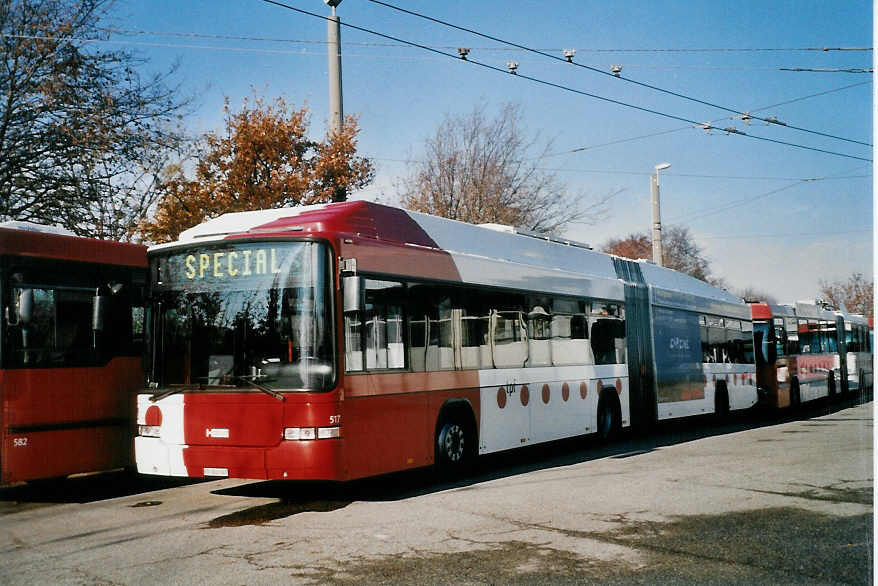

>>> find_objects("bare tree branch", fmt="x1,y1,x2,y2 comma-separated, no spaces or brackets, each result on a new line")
399,103,613,234
0,0,193,240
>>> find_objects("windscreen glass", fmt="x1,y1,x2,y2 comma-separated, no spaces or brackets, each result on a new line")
149,241,334,392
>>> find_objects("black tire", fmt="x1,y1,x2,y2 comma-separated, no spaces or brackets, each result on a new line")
714,383,730,420
435,414,474,474
596,392,620,442
790,378,801,409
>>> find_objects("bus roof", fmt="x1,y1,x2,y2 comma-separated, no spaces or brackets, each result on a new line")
793,300,837,321
0,227,147,267
153,201,744,313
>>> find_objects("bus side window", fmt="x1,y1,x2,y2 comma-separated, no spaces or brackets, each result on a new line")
699,315,711,362
527,301,552,367
797,319,810,353
492,309,527,368
458,291,490,370
706,316,725,363
551,298,591,366
739,320,755,363
344,279,406,372
364,280,406,370
773,318,787,357
825,321,838,353
590,302,625,365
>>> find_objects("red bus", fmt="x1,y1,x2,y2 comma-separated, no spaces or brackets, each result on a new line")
1,223,147,484
136,201,757,481
751,300,843,409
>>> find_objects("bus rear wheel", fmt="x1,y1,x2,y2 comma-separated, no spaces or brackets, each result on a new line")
790,379,801,409
714,383,730,421
596,392,621,442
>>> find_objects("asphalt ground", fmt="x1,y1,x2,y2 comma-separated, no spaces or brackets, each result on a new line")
0,394,872,585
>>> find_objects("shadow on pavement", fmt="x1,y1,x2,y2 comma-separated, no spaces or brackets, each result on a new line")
1,390,868,518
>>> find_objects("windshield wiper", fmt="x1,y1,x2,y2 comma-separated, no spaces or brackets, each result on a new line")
150,378,285,402
149,384,201,403
232,375,286,402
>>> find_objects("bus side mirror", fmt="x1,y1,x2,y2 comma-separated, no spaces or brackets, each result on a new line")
92,292,107,331
343,276,363,313
8,288,34,326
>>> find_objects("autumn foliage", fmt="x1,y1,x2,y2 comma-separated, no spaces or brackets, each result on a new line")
141,95,374,242
603,226,715,283
820,272,873,316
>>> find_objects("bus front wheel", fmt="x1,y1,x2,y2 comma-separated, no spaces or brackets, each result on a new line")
435,412,474,475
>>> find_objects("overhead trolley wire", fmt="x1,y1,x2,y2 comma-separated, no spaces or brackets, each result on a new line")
544,81,872,159
365,0,872,149
261,1,871,163
668,164,872,224
98,28,872,54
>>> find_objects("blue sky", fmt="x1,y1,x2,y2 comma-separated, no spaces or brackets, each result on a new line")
110,0,873,303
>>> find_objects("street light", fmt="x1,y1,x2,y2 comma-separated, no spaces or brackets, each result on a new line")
325,0,343,136
651,162,671,266
325,0,345,201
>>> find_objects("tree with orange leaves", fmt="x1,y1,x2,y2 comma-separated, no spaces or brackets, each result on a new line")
140,94,374,243
820,272,873,315
603,225,715,283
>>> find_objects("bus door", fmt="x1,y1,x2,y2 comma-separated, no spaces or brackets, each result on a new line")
835,315,849,394
613,259,656,429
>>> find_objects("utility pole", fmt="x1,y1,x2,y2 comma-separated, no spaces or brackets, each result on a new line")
325,0,345,201
651,162,670,266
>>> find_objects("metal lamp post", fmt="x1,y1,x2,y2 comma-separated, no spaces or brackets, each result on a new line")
326,0,343,135
324,0,345,201
651,162,671,266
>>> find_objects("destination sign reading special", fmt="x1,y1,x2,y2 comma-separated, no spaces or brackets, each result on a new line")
154,243,307,287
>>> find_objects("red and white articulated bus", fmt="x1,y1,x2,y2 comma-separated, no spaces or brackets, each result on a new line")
1,223,147,484
135,201,758,481
750,300,850,409
835,310,872,396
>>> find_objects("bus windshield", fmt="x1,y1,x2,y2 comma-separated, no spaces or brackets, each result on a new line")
148,241,334,393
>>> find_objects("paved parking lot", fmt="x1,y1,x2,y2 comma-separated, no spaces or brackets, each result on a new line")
0,399,872,584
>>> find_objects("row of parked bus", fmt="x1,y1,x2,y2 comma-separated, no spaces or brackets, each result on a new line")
0,203,872,484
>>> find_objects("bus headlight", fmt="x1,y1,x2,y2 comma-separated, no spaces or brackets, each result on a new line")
284,426,340,440
138,425,161,438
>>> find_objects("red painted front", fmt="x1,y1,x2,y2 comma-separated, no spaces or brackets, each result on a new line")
1,357,142,484
170,371,482,481
177,391,344,480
